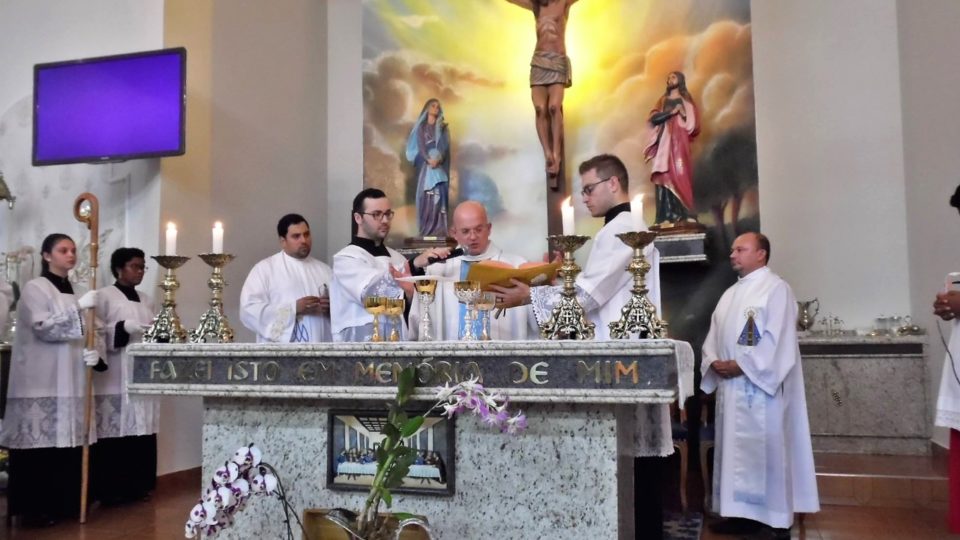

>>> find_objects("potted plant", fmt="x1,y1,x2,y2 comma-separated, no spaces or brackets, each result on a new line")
184,366,526,540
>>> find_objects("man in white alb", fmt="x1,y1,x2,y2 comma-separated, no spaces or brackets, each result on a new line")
494,154,669,538
330,188,450,342
0,280,11,336
409,200,533,341
240,214,333,343
701,232,819,539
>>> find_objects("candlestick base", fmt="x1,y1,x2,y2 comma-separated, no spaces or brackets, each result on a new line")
143,255,191,343
189,253,236,343
539,235,595,340
608,231,667,339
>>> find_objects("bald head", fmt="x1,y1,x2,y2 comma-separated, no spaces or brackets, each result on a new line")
450,201,492,256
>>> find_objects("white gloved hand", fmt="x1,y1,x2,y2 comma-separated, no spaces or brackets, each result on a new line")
77,290,98,310
83,349,100,367
123,320,144,335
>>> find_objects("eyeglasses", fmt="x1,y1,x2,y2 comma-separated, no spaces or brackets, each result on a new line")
361,210,395,222
580,177,611,197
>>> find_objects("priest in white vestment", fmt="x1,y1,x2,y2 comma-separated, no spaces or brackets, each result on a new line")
331,188,450,342
701,232,819,536
92,247,159,503
240,214,333,343
409,200,533,341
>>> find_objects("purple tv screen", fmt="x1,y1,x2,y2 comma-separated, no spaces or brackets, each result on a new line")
33,48,186,166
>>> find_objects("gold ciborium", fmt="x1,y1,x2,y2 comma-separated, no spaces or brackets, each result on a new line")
384,297,405,342
608,231,667,339
476,292,497,341
540,235,595,340
144,255,191,343
414,278,438,341
453,280,481,341
363,295,386,342
189,253,236,343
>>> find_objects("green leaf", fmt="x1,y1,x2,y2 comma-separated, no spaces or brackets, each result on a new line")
375,445,387,463
382,422,400,441
397,366,416,405
400,416,424,437
380,487,393,508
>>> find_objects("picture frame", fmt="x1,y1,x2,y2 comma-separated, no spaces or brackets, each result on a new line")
326,409,456,496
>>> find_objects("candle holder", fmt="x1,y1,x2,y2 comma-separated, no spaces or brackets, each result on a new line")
540,234,595,340
608,231,667,339
143,255,191,343
189,253,236,343
414,279,438,341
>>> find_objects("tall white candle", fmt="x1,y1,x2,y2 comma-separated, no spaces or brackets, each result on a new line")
561,197,574,235
631,194,645,231
212,221,224,253
165,222,178,256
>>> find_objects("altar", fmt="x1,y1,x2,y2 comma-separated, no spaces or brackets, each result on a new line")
128,340,693,540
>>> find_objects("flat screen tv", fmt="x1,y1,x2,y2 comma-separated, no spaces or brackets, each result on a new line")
33,47,186,166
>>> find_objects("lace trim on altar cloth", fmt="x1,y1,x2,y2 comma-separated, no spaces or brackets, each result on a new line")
0,396,92,448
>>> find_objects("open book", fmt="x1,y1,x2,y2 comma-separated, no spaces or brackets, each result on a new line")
465,260,560,290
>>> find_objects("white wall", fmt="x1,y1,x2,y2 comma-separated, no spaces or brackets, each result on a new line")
897,0,960,448
751,0,912,330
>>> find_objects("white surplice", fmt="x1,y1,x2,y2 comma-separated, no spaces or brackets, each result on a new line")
529,209,669,457
935,318,960,430
94,285,159,438
701,266,820,528
408,243,535,341
330,243,408,342
239,252,333,343
0,276,97,448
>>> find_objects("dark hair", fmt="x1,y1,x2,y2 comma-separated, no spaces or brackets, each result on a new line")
665,71,696,105
110,247,145,279
754,232,771,264
351,188,387,237
951,184,960,210
578,154,629,191
40,233,74,274
277,213,309,238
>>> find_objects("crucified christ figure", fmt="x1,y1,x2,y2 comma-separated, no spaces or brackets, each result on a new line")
506,0,579,178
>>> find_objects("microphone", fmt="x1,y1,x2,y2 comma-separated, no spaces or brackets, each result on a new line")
426,247,464,265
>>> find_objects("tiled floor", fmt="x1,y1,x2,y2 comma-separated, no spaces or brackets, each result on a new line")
0,463,954,539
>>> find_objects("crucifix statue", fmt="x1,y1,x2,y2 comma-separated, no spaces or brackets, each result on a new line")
507,0,579,234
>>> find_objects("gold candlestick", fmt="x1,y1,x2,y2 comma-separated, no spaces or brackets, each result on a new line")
189,253,236,343
144,255,191,343
540,234,595,340
608,231,667,339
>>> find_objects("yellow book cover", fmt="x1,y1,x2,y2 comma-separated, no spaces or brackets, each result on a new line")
466,261,560,290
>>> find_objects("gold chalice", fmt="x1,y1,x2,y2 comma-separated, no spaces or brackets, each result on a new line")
476,292,497,341
453,280,481,341
363,296,386,342
384,297,405,342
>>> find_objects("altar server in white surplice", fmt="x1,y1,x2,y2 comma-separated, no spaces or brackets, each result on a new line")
240,214,333,343
0,233,104,525
331,189,450,342
92,247,159,504
409,200,533,341
701,232,819,537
